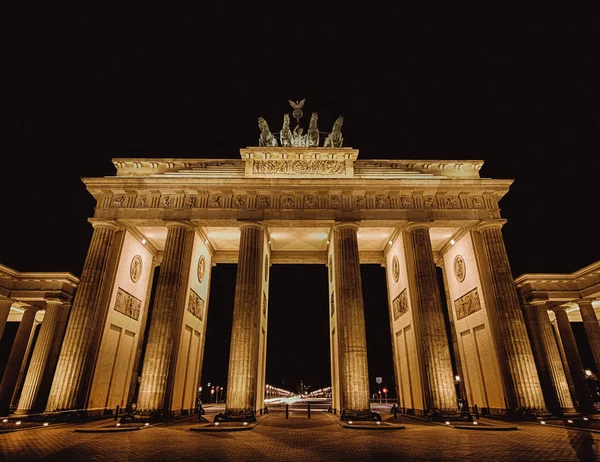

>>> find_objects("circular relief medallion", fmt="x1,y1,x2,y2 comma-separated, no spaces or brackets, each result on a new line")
130,255,143,283
329,255,333,282
454,255,466,283
392,256,400,282
264,255,269,281
197,255,206,283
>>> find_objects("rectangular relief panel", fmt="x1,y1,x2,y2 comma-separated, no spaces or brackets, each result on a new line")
392,289,409,321
114,288,142,321
187,289,205,321
454,288,482,321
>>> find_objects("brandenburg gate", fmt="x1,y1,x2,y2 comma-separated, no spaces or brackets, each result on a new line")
16,102,574,422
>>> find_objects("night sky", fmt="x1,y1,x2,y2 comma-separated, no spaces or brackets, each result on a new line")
5,7,599,396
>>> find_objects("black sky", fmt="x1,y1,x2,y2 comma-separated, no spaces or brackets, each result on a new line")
5,6,600,394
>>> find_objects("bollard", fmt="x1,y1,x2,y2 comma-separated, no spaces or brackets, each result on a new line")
393,406,397,420
307,402,311,420
114,405,120,420
286,403,289,419
474,404,479,420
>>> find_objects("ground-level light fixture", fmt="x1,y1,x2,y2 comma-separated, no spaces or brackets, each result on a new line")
541,421,546,425
445,421,450,425
141,238,147,244
16,421,21,425
583,417,589,421
567,420,574,424
585,369,592,377
455,375,461,382
473,422,478,425
243,422,248,426
2,419,7,423
43,423,49,426
450,239,456,245
348,421,353,425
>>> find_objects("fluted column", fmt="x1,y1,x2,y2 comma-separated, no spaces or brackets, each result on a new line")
46,222,119,411
334,223,370,412
10,319,40,411
0,308,37,415
522,302,576,415
405,224,457,413
15,302,71,414
578,300,600,373
225,222,264,413
137,222,195,413
554,308,594,413
477,223,547,412
0,299,13,342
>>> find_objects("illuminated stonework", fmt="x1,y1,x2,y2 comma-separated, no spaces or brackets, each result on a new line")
16,106,588,421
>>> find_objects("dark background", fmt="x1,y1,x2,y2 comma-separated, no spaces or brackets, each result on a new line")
4,6,599,396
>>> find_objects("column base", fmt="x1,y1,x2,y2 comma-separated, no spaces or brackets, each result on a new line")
215,408,257,423
340,409,382,422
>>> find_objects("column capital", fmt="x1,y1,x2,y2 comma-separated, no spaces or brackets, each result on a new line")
88,219,121,231
164,220,194,231
237,221,265,231
475,220,507,232
404,221,433,232
577,299,595,308
332,221,360,232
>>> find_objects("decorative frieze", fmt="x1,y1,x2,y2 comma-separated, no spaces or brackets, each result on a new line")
392,289,408,321
187,289,205,321
102,192,496,212
454,288,481,321
252,159,346,176
114,288,142,321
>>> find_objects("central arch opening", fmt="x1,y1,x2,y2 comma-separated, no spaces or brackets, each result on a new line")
266,264,330,395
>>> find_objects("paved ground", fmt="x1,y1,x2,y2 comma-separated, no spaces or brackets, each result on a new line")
1,410,599,461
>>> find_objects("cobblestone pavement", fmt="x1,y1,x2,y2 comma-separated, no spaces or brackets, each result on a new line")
1,411,598,461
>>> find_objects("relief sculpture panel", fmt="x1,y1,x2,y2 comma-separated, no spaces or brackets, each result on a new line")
187,289,205,321
392,289,408,321
454,288,482,321
114,288,142,321
252,160,346,175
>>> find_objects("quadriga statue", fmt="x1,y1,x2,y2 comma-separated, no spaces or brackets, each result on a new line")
258,117,278,147
324,116,344,147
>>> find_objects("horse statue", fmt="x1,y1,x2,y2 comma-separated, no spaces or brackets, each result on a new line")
280,114,293,147
324,116,344,147
307,112,319,147
258,117,278,147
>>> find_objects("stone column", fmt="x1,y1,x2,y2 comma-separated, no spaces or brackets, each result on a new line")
46,221,120,412
551,320,579,409
477,223,547,412
577,300,600,373
333,223,371,414
0,299,13,342
15,302,71,414
522,302,577,416
225,222,264,417
137,223,195,414
10,319,40,411
0,308,37,415
405,224,457,414
553,308,594,413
